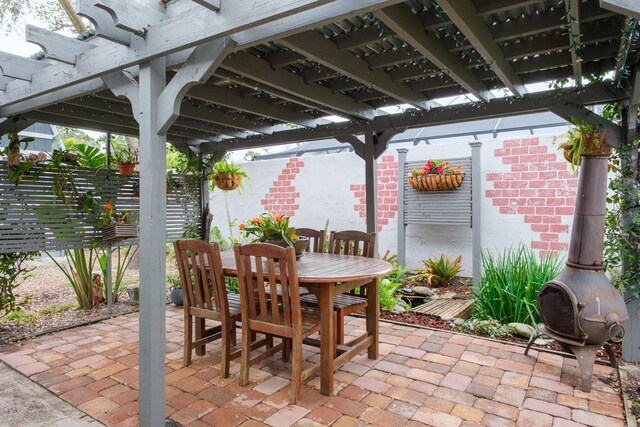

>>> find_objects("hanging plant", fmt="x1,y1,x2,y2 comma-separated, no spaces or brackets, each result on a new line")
557,117,611,171
409,159,464,191
210,158,248,191
112,146,139,176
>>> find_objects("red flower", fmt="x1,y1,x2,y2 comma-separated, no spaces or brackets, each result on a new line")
437,164,444,174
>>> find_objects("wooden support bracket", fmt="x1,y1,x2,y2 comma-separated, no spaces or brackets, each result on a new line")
549,105,622,148
0,117,35,136
77,0,131,46
335,134,365,158
373,129,401,159
101,71,140,122
95,0,166,36
0,52,50,81
157,37,236,134
191,0,221,12
25,25,94,65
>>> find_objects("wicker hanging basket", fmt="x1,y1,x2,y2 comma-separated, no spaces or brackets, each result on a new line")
409,173,465,191
213,174,240,191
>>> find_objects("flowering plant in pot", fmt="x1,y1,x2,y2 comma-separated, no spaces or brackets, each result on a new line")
239,212,309,257
97,200,138,241
409,159,464,191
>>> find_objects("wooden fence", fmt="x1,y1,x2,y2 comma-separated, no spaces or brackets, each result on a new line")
0,161,201,254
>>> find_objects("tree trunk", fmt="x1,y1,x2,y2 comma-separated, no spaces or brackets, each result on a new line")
57,0,86,34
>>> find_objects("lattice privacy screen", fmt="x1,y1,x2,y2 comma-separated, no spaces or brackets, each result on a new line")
0,161,201,253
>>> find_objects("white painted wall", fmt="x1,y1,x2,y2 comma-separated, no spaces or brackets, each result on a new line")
210,132,575,275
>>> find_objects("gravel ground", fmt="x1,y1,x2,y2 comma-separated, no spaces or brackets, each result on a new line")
0,254,179,345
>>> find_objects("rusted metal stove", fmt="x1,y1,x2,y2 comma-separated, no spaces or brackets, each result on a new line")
527,154,628,392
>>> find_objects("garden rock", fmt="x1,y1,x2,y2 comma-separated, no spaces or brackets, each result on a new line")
453,318,465,326
412,286,434,297
508,323,536,339
534,338,551,345
392,305,407,313
441,292,456,299
398,287,414,295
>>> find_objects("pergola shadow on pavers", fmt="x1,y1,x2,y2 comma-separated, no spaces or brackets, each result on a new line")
1,0,639,424
0,308,626,427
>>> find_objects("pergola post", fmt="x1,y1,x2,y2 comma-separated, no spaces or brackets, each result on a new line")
137,57,168,427
364,132,378,234
469,142,483,291
622,66,640,362
396,148,408,265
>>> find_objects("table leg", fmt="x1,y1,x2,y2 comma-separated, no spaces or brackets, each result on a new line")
319,284,334,395
366,279,379,359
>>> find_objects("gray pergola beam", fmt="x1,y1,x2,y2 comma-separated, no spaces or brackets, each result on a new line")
0,0,334,106
221,51,381,120
202,83,623,151
25,25,94,65
436,0,526,96
280,30,436,109
186,84,325,128
548,105,622,148
375,4,492,102
566,0,584,84
600,0,640,19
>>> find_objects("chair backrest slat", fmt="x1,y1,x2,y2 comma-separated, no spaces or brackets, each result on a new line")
234,243,300,332
174,239,229,316
328,230,376,258
296,228,326,253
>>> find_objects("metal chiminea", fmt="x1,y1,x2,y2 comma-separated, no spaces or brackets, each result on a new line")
528,152,628,392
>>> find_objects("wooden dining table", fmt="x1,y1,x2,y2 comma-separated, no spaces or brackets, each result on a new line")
219,251,392,395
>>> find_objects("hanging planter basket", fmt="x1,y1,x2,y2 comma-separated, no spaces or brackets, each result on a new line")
213,173,240,191
409,173,465,191
102,223,139,241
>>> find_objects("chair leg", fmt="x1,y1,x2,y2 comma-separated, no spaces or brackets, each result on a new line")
183,314,192,366
240,325,251,387
231,323,237,347
289,336,303,404
282,338,291,362
195,317,206,356
220,323,230,379
336,309,345,345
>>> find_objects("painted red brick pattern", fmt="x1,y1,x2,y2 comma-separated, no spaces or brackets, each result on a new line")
260,157,303,217
485,137,578,255
350,155,398,232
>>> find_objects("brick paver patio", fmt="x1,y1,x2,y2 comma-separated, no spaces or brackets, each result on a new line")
0,307,625,426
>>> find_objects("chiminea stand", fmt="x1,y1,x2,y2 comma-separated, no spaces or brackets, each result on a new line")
524,330,618,392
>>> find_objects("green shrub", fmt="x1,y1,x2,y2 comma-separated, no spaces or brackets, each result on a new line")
40,302,78,315
2,310,37,324
379,252,408,312
167,272,181,290
412,254,462,287
474,245,563,325
459,318,510,338
0,252,39,319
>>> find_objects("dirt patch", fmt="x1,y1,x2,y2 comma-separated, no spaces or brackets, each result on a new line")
623,364,640,425
0,256,179,345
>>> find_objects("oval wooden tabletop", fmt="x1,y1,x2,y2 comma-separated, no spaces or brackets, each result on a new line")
220,251,392,283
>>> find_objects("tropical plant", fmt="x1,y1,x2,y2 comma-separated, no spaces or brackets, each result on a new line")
69,143,106,169
0,251,39,319
210,226,238,252
98,245,138,302
210,158,248,192
377,252,408,311
97,199,136,229
167,272,181,291
47,249,99,309
112,146,139,165
556,117,609,171
411,254,462,287
239,212,298,246
474,245,564,325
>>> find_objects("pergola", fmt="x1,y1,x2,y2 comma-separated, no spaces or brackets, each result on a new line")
1,0,639,425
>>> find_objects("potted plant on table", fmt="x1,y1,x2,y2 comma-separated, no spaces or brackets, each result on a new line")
409,159,464,191
112,147,139,176
167,272,183,306
239,212,309,258
210,158,248,191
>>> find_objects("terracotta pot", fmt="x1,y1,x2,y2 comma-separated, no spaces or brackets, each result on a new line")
118,163,136,176
213,174,240,191
409,173,465,191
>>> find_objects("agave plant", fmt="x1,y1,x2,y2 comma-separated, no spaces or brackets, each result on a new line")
411,254,462,287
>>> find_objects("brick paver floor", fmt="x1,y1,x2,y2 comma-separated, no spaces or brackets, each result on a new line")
0,308,625,426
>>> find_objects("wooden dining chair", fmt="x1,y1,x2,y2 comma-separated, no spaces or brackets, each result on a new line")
295,228,326,253
234,243,321,403
301,230,376,344
174,239,241,378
